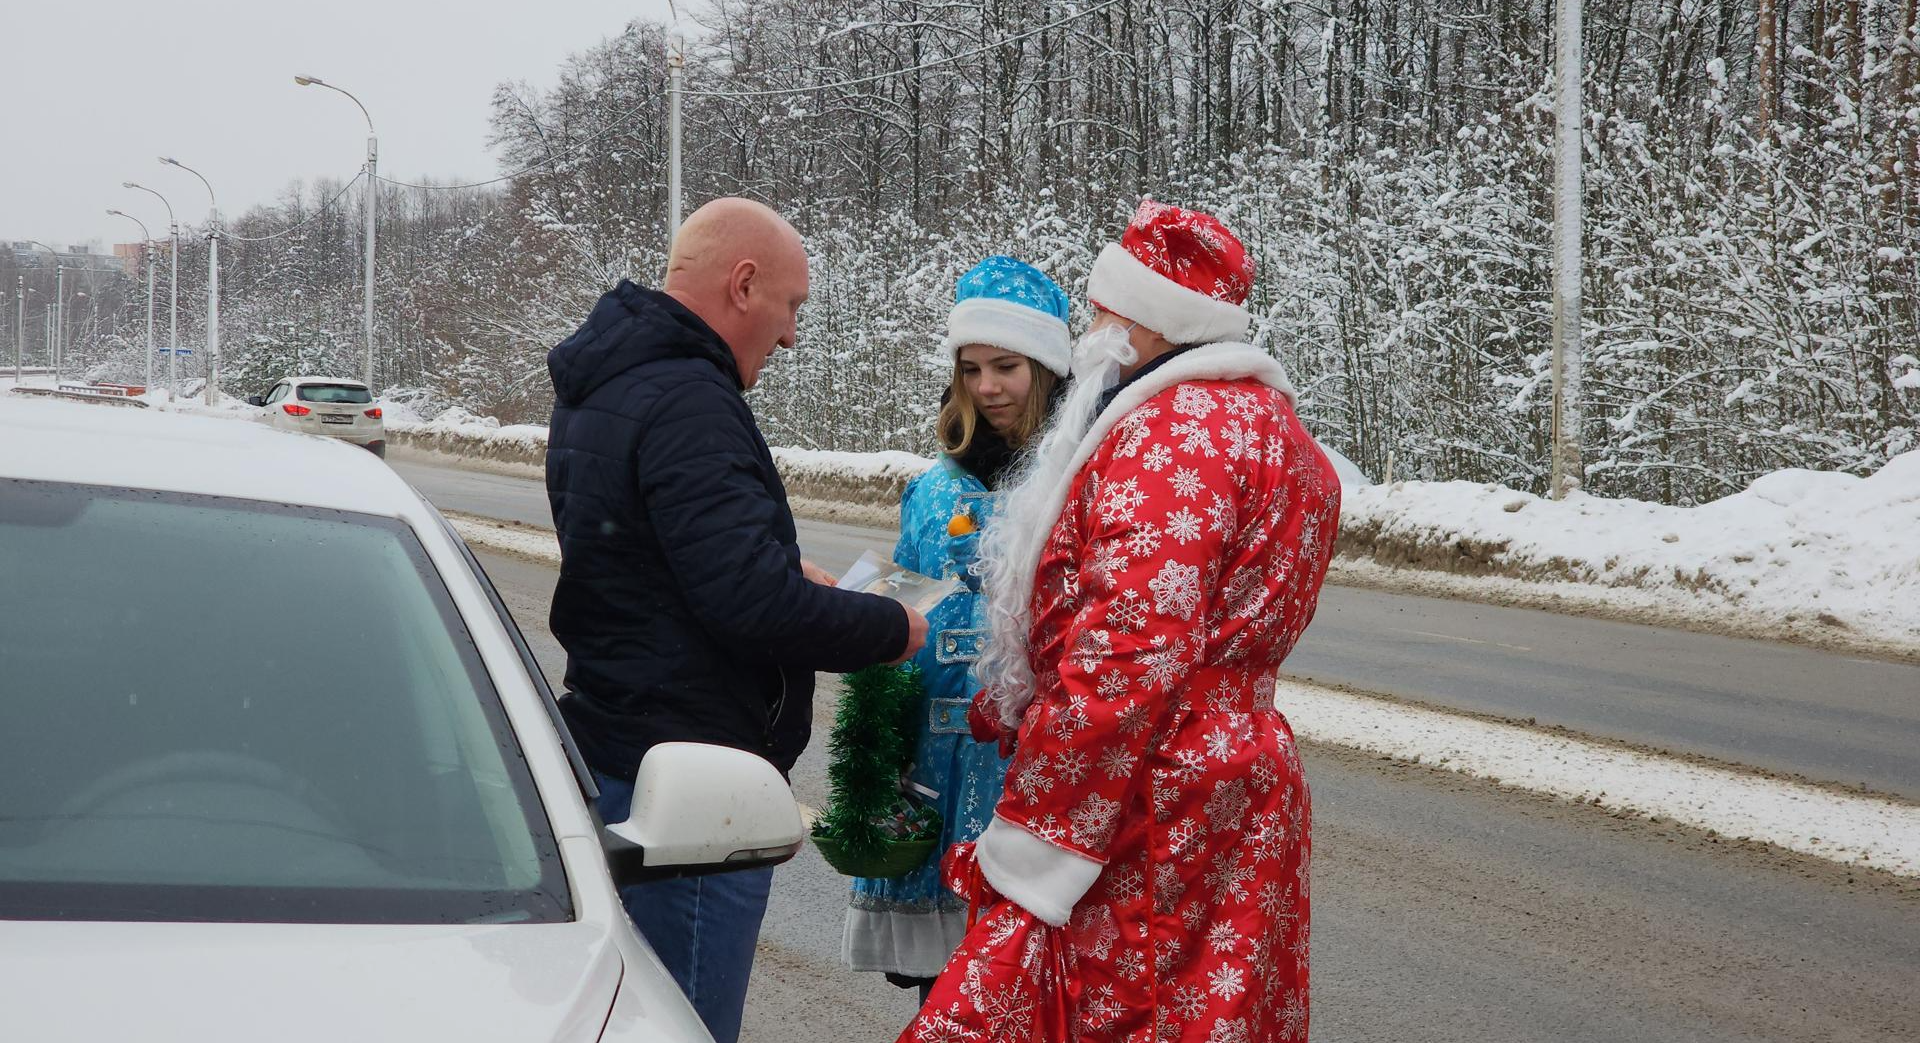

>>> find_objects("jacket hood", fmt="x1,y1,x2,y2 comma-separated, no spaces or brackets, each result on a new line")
548,280,740,407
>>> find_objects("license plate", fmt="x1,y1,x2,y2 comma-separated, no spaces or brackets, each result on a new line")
320,413,354,425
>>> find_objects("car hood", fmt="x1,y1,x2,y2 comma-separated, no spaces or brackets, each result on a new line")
0,918,629,1043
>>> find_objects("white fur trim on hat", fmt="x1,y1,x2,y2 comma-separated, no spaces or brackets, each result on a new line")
940,297,1072,377
1086,242,1251,346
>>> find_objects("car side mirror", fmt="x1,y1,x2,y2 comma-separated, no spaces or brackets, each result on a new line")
601,742,804,887
245,394,265,407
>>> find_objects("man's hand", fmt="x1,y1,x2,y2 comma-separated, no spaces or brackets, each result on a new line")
800,559,837,586
888,605,929,665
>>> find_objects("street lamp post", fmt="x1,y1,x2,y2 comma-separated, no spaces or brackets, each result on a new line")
161,156,219,405
13,278,26,382
296,75,377,391
125,182,180,400
107,209,157,392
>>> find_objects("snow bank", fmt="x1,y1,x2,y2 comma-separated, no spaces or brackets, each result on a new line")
1337,452,1920,654
1280,681,1920,877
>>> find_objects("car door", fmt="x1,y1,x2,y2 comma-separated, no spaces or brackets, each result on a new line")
260,382,289,427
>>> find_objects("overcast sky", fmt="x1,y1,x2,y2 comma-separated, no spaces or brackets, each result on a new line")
4,0,680,251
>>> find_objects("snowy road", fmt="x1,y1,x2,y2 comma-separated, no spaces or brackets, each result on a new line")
393,454,1920,800
470,547,1919,1043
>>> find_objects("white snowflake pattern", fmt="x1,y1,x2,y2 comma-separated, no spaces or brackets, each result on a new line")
1167,817,1203,860
1204,778,1253,832
1207,920,1242,955
1264,434,1288,467
1170,419,1219,458
1250,754,1279,790
1169,747,1208,783
1169,984,1209,1022
1153,863,1186,914
1069,629,1114,675
1055,748,1091,786
1169,465,1207,500
1280,990,1308,1039
1116,949,1149,979
1113,407,1159,458
1180,901,1207,930
1206,1018,1251,1043
1223,566,1268,619
1075,904,1124,961
1222,387,1263,420
1104,589,1149,632
1164,505,1205,543
1205,492,1237,534
1082,983,1124,1028
1148,559,1202,619
1099,476,1149,525
1249,810,1288,862
1050,695,1094,741
1085,540,1130,592
1223,420,1260,461
1137,636,1191,691
1011,754,1054,802
1208,963,1249,1001
1125,522,1163,557
1173,384,1218,419
1028,813,1066,844
1207,848,1256,903
1069,793,1122,849
913,1011,982,1043
1098,745,1138,780
1096,669,1131,700
1205,727,1236,762
1142,442,1174,472
1105,865,1147,904
1116,701,1152,735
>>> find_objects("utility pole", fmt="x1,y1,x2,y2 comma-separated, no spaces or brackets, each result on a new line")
1549,0,1585,499
126,182,181,400
667,34,685,244
162,156,219,405
107,209,157,392
13,276,22,383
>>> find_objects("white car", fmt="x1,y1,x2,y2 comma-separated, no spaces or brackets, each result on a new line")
247,376,387,457
0,396,804,1043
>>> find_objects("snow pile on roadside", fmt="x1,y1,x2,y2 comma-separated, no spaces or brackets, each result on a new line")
387,406,550,451
772,446,933,483
1280,681,1920,877
1337,451,1920,652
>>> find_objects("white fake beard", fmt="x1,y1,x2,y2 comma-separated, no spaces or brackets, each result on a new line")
975,323,1139,727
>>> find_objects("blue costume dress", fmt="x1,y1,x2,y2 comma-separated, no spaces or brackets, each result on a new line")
842,457,1012,978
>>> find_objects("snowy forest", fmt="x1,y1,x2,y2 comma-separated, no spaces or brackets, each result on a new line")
20,0,1920,505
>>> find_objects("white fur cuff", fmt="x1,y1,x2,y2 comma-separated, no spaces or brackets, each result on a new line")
975,814,1105,927
1087,243,1252,346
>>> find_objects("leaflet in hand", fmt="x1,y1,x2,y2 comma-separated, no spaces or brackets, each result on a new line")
836,549,961,615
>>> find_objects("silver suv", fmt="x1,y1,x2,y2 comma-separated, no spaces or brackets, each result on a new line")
248,376,386,457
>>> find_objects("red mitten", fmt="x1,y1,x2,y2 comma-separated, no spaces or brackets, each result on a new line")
966,688,1017,758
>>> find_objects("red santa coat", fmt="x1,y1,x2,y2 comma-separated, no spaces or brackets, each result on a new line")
901,345,1342,1043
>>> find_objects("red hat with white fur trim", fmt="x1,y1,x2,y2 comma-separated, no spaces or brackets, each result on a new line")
1086,199,1254,345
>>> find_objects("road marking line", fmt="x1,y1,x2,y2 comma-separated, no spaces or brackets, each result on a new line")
1278,680,1920,877
1393,627,1533,654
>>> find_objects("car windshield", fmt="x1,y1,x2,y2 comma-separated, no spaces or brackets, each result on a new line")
297,384,373,404
0,479,570,924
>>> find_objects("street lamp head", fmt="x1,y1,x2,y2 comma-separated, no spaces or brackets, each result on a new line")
106,209,123,217
122,181,137,189
159,156,178,167
295,75,321,86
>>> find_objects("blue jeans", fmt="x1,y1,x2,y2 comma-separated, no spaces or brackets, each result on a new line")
593,769,775,1043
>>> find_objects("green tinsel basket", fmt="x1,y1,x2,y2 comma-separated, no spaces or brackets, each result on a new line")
813,663,943,879
811,820,942,879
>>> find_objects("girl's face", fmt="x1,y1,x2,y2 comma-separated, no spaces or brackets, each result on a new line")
958,344,1035,434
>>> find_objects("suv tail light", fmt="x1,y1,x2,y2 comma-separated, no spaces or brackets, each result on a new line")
364,407,383,419
283,403,311,417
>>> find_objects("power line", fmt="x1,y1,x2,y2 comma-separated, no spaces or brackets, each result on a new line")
221,172,366,242
378,0,1124,192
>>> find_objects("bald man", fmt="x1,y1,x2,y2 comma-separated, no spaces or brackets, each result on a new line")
545,197,927,1043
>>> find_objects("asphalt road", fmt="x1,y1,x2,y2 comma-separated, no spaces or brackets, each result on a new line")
473,546,1920,1043
394,454,1920,799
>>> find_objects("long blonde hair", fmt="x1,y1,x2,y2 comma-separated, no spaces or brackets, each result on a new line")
937,356,1059,455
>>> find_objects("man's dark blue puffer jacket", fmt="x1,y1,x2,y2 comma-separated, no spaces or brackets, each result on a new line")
545,280,907,778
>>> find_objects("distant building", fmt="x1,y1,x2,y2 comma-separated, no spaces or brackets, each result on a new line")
7,241,126,274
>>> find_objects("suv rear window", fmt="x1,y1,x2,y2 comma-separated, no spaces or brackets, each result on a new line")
298,384,373,404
